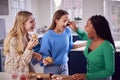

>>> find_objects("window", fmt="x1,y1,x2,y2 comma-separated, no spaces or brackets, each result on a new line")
111,2,120,34
0,0,9,15
11,0,26,20
104,0,120,40
51,0,83,22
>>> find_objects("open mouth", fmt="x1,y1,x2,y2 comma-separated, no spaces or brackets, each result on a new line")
31,26,35,30
63,26,66,29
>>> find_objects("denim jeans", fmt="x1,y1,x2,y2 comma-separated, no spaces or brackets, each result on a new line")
43,63,69,75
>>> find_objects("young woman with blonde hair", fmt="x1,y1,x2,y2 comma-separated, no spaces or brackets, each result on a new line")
3,11,42,74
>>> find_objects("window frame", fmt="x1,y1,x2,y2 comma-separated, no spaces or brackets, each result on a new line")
50,0,83,22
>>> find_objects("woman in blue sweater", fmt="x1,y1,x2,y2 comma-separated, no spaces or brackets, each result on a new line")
39,9,86,75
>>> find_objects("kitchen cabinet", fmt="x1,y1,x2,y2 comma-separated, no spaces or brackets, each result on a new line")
68,40,87,75
68,51,87,75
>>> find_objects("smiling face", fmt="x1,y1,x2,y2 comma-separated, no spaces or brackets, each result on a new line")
85,19,96,39
54,14,69,33
24,15,36,32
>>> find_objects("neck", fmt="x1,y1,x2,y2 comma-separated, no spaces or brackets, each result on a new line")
93,36,104,42
54,28,63,34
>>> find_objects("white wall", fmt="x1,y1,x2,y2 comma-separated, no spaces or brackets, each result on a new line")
29,0,104,31
31,0,51,29
3,0,104,34
31,0,104,29
81,0,104,29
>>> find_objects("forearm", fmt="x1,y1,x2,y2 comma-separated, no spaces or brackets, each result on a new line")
76,28,88,40
20,49,33,65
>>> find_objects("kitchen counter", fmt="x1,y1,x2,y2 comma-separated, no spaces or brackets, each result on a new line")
72,40,120,52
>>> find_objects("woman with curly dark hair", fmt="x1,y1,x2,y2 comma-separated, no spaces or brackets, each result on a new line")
69,15,115,80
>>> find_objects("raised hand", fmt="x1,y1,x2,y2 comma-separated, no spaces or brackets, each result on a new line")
26,37,39,50
68,21,78,31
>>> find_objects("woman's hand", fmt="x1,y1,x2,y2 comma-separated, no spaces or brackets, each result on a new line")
42,57,53,66
26,38,39,50
72,73,86,80
33,52,42,61
68,21,78,31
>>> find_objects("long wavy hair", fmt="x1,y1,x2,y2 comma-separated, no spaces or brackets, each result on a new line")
89,15,115,49
3,11,32,55
49,9,68,30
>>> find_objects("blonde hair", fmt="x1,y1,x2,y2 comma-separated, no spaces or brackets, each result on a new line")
3,11,32,55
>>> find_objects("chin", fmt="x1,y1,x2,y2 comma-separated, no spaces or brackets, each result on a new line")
88,36,91,39
63,27,66,30
28,29,34,32
61,29,64,32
